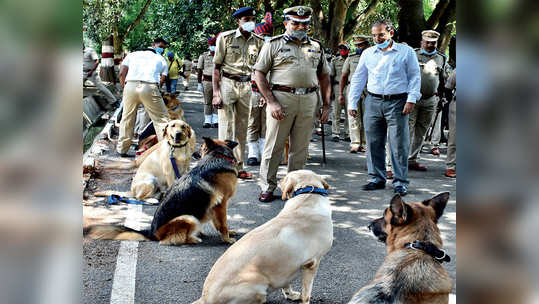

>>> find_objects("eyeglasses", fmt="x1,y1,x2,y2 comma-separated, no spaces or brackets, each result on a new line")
289,21,310,27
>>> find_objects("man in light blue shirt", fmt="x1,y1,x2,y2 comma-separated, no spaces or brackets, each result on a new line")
348,20,421,196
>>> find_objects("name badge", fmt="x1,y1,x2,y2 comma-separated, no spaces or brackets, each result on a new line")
231,45,240,49
279,48,291,52
307,49,321,53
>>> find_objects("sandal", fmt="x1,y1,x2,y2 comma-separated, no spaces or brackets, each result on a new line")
237,171,253,179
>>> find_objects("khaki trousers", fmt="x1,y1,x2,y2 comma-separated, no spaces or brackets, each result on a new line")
259,90,318,192
117,81,169,154
408,95,437,163
247,91,267,142
218,77,251,170
332,84,349,137
202,80,215,115
346,86,366,147
446,100,456,170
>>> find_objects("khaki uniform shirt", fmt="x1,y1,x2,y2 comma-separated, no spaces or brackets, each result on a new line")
253,34,330,88
83,47,99,72
415,49,450,97
213,28,264,76
197,51,214,76
342,53,362,78
330,55,347,83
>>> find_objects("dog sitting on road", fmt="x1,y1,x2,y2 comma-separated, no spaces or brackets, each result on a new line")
163,93,185,121
86,137,239,245
348,192,452,304
194,170,332,304
96,119,196,200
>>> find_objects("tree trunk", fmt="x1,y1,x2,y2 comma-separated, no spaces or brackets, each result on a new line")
435,0,456,53
397,0,426,47
310,0,325,42
327,0,347,50
343,0,380,40
426,0,450,29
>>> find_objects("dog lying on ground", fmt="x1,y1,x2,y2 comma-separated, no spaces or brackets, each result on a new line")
86,137,239,245
348,192,452,304
96,120,196,200
194,169,332,304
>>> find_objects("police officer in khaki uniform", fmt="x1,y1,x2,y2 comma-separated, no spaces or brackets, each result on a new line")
408,30,451,171
330,43,350,142
339,35,370,153
247,13,274,166
197,35,218,128
213,7,264,179
254,6,331,202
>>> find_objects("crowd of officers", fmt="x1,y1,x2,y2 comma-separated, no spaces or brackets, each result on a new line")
109,4,456,203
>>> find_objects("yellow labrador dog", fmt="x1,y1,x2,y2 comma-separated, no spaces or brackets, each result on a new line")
96,120,196,201
194,170,333,304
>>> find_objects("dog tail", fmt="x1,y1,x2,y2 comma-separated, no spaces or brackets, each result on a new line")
98,160,137,170
93,190,131,197
83,225,156,241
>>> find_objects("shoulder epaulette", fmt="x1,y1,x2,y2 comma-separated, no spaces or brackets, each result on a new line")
252,33,264,40
310,38,323,48
437,51,448,59
270,34,284,42
221,29,236,37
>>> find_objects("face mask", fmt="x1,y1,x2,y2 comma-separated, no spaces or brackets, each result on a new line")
421,48,437,56
290,30,307,41
154,47,164,55
376,39,390,49
339,50,349,56
355,48,363,55
264,36,271,43
241,21,255,32
209,46,216,52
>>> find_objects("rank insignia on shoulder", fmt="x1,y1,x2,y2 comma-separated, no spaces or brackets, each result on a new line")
307,49,321,53
279,48,291,52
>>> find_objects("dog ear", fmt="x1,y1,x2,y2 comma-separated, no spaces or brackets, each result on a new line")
185,125,192,139
321,177,329,190
423,192,449,220
202,137,216,150
280,175,295,200
162,124,169,139
224,140,238,150
390,194,409,225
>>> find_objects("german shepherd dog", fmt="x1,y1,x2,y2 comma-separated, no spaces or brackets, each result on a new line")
348,193,453,304
85,137,239,245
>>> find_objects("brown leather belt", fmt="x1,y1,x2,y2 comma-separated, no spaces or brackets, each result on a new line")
271,84,318,95
222,71,250,82
202,74,212,82
251,80,259,93
368,92,408,101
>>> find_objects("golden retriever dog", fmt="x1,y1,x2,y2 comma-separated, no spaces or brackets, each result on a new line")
96,120,196,200
194,170,333,304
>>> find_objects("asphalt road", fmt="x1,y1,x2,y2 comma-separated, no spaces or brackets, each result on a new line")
83,83,456,304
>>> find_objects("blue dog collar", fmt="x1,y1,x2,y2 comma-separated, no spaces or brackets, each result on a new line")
292,186,328,198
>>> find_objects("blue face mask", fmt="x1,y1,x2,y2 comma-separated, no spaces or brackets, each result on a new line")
376,39,391,49
264,36,271,43
356,48,363,55
290,30,307,41
209,46,216,52
421,48,437,56
154,47,164,55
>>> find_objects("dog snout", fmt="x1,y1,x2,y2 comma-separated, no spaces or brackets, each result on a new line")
175,131,183,142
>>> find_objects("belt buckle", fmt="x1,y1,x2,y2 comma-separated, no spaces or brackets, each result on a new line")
295,88,307,95
240,75,250,82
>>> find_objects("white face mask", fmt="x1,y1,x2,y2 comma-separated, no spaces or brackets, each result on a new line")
241,21,255,32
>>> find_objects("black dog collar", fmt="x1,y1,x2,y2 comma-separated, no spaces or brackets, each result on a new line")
292,186,328,198
404,240,451,263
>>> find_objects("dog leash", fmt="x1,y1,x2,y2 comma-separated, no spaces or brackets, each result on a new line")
107,194,159,206
169,142,189,180
404,240,451,263
292,186,328,198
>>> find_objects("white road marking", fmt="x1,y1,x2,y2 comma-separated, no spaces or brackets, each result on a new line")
449,293,456,304
110,204,142,304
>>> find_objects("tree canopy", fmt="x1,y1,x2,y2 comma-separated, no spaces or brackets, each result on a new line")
83,0,456,59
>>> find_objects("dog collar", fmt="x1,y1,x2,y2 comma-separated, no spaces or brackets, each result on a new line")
292,186,328,198
404,241,451,263
216,153,236,165
170,141,189,148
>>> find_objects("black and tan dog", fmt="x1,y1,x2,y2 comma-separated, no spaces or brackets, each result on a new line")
348,192,453,304
85,137,239,245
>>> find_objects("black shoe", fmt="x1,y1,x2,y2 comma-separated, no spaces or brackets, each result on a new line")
327,120,333,125
203,123,211,128
332,136,340,142
212,123,218,128
117,152,130,158
247,157,259,166
344,137,351,142
362,182,385,191
394,186,408,196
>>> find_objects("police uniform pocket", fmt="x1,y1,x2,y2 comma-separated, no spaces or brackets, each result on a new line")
226,48,241,62
275,52,295,65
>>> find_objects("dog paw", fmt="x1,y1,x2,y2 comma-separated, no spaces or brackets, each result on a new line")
281,288,301,301
223,237,236,244
228,229,238,236
187,236,202,244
